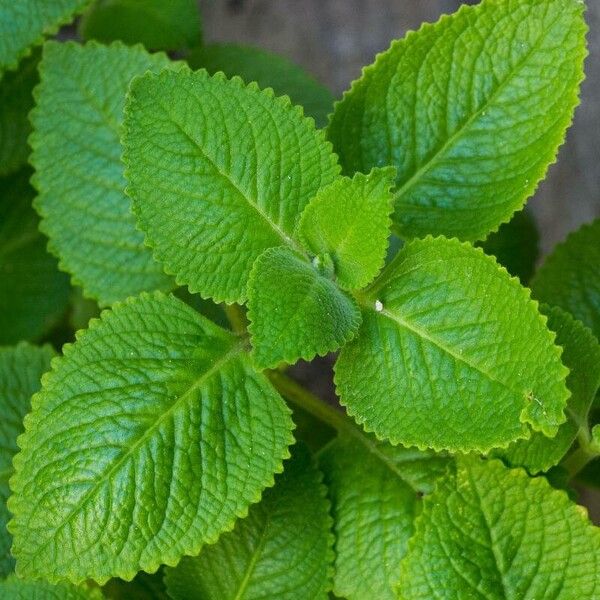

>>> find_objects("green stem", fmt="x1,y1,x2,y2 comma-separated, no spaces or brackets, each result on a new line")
223,303,248,335
563,431,600,479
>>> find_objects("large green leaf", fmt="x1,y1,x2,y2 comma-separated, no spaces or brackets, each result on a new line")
498,306,600,473
79,0,202,50
297,168,396,291
247,246,361,369
335,237,569,452
532,218,600,340
8,292,293,583
0,0,90,71
0,50,39,176
0,576,104,600
123,68,340,304
0,170,70,344
164,444,332,600
188,43,334,127
0,343,53,578
398,457,600,598
319,433,449,600
30,41,174,306
328,0,587,241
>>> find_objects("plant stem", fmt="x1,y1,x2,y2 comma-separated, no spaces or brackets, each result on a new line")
223,303,248,335
563,431,600,478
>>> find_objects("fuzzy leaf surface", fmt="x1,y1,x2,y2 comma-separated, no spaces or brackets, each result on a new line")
0,50,39,176
188,43,333,127
123,68,339,303
0,343,53,578
0,170,70,344
0,0,90,71
398,457,600,599
298,168,395,290
335,237,569,452
8,292,293,584
0,576,104,600
30,41,174,306
165,444,332,600
532,218,600,340
319,433,449,600
79,0,202,50
328,0,587,241
247,246,361,369
498,306,600,473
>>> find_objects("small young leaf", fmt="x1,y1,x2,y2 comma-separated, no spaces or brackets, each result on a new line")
247,246,361,369
319,433,449,600
335,237,569,452
0,170,70,344
498,306,600,473
8,292,293,584
30,41,175,306
0,575,104,600
478,209,539,284
123,68,340,304
398,457,600,598
188,43,334,127
0,342,54,578
532,218,600,340
328,0,587,241
79,0,202,51
0,50,39,176
298,167,396,290
0,0,90,71
164,444,332,600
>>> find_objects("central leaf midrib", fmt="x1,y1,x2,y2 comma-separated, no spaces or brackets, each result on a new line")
22,340,244,566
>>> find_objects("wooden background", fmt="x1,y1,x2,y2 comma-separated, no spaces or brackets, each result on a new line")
201,0,600,255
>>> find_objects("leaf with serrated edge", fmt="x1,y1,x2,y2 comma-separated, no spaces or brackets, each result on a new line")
123,67,340,304
0,0,91,71
0,169,70,344
8,292,294,584
327,0,587,241
398,457,600,598
298,167,396,291
0,343,54,578
497,306,600,473
335,237,569,452
164,444,332,600
79,0,202,51
0,575,104,600
319,433,449,600
30,41,175,306
187,43,333,127
247,246,361,369
532,218,600,340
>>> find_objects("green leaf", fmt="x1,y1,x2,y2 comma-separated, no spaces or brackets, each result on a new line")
335,237,570,452
0,342,54,578
123,68,340,304
0,0,90,71
0,50,39,176
398,457,600,598
164,444,332,600
297,168,396,290
498,306,600,473
247,246,361,369
8,292,293,583
79,0,202,50
0,169,70,344
0,575,104,600
532,218,600,340
30,41,175,306
187,43,334,127
102,570,168,600
478,209,539,284
319,433,449,600
327,0,587,241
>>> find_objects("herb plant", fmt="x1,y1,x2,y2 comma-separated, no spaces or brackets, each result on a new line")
1,0,600,598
